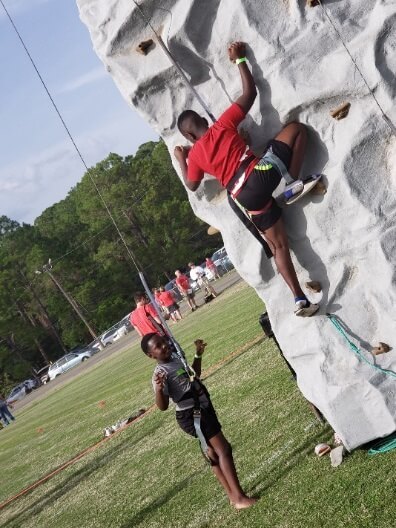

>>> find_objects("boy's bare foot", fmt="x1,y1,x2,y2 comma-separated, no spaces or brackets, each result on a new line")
231,496,257,510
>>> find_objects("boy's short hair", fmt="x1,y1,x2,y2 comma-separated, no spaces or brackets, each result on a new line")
141,332,158,355
177,110,201,133
134,291,146,303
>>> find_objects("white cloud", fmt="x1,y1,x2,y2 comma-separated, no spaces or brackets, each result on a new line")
58,66,108,94
0,113,158,224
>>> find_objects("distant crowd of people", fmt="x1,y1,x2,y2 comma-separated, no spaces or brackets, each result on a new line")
129,259,221,335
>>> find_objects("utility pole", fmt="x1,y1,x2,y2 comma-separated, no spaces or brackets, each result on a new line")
36,260,103,348
19,269,67,354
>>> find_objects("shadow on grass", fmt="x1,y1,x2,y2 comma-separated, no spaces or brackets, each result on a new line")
249,423,334,495
2,422,161,528
119,471,200,528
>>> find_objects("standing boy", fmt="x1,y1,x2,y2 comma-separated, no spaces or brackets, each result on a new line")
205,257,220,280
158,286,182,323
174,41,319,317
130,292,165,337
141,333,256,510
175,269,198,312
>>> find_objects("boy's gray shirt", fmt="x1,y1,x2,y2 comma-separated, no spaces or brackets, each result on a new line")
152,353,209,411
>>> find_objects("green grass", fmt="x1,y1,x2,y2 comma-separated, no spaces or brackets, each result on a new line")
1,280,396,527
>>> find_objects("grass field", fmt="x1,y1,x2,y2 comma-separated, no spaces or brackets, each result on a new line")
1,280,396,528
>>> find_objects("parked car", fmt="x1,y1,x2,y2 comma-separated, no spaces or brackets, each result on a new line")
35,365,50,385
118,314,133,333
211,247,234,275
24,378,40,390
6,383,28,404
100,327,120,347
6,378,38,404
47,351,91,381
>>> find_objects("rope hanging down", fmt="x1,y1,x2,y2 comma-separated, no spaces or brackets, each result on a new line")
0,0,193,375
327,314,396,380
132,0,216,123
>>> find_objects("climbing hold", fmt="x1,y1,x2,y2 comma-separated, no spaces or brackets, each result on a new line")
330,445,346,467
305,281,322,293
207,225,220,235
307,0,320,6
136,39,154,55
330,102,351,120
309,180,327,196
372,342,391,355
333,432,344,446
314,443,331,457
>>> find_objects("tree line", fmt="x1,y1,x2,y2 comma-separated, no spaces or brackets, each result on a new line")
0,140,221,393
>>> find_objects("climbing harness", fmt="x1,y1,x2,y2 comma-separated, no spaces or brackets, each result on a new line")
140,272,213,459
191,380,212,465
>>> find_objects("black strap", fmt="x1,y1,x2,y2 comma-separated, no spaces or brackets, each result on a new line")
144,306,166,336
227,193,273,259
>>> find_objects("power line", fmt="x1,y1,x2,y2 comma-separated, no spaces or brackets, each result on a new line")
0,0,142,274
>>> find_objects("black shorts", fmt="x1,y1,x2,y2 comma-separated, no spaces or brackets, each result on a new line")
176,401,222,441
236,139,292,231
168,303,179,314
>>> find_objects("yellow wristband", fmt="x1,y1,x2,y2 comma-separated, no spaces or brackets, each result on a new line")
236,57,247,65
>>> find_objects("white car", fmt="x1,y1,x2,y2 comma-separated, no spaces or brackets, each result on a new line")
100,328,120,346
114,324,128,341
48,351,91,381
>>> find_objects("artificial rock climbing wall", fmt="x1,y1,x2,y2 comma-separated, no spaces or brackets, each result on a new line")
77,0,396,450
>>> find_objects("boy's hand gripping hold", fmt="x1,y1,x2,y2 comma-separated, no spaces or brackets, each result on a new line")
227,41,246,63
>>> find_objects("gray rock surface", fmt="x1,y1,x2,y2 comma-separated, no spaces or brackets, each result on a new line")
77,0,396,450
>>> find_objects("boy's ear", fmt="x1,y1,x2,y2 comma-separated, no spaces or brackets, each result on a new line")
184,131,196,143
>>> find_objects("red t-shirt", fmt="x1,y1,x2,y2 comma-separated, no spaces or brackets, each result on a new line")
187,103,258,187
206,258,215,268
154,292,162,305
158,290,175,308
130,304,160,335
176,274,190,291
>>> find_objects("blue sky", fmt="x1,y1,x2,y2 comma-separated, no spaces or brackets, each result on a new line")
0,0,158,224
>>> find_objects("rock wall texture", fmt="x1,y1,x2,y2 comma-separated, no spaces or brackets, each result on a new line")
77,0,396,450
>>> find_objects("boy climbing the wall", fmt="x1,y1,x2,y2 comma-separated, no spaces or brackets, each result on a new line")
141,333,256,510
174,41,319,317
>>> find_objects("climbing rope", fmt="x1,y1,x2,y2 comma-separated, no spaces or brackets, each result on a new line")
0,0,194,374
132,1,216,123
327,314,396,380
367,433,396,455
317,0,396,136
327,314,396,454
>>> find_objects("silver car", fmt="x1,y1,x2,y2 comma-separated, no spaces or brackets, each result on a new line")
48,351,91,381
